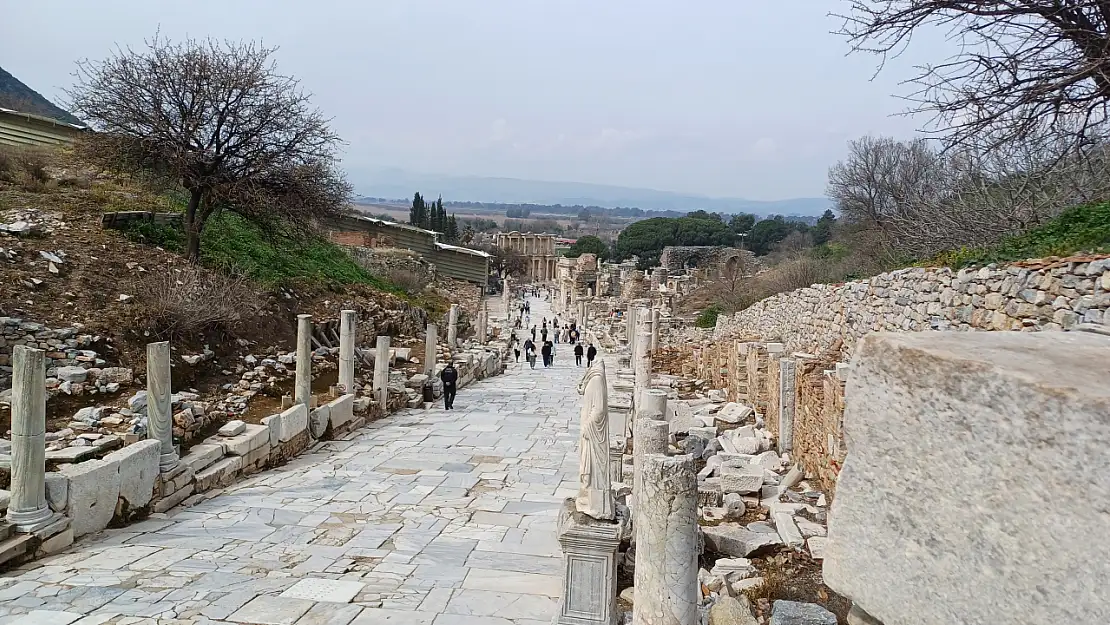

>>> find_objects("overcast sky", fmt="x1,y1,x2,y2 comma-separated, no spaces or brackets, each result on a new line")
0,0,946,200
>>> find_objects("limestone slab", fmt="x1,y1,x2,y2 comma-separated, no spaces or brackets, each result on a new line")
719,465,763,495
182,443,225,473
230,595,314,624
104,439,160,511
769,600,836,625
702,524,782,558
824,331,1110,625
8,610,83,624
326,394,355,430
280,577,365,603
277,404,308,443
59,457,121,537
296,601,364,625
221,423,271,456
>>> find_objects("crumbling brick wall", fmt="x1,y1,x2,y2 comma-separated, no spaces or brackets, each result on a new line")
795,358,846,491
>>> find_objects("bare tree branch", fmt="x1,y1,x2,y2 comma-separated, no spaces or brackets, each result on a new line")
68,33,350,260
837,1,1110,149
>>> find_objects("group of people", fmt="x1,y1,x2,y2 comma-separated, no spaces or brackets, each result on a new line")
441,287,601,411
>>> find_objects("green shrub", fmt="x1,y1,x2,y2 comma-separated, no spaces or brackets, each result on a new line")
695,304,721,328
124,221,185,252
200,212,401,291
931,202,1110,269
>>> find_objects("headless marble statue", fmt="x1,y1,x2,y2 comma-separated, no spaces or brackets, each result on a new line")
576,360,615,520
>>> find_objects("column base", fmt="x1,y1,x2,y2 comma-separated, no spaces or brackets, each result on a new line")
7,507,64,536
557,498,625,625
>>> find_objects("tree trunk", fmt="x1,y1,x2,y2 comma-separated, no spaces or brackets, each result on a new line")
184,188,203,262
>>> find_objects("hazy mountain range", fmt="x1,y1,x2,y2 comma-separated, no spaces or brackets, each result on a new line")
0,65,82,125
350,168,832,217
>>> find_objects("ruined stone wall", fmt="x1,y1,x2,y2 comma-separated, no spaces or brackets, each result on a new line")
714,257,1110,360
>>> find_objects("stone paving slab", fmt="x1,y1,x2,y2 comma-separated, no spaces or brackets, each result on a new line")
0,299,585,625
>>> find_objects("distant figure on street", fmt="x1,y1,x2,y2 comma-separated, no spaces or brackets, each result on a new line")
439,361,458,410
574,343,584,366
541,340,554,367
586,343,597,368
531,325,537,341
524,339,537,369
541,327,548,342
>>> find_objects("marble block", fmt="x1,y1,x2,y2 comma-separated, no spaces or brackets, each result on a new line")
557,498,623,625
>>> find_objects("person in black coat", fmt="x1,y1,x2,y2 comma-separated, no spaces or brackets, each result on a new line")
574,343,584,366
541,340,554,367
586,343,597,367
439,361,458,409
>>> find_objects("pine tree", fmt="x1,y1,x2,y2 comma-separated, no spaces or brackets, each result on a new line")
435,196,445,232
446,214,459,241
410,192,426,228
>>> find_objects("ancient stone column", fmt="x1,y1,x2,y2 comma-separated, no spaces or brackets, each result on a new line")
295,314,312,408
651,308,661,352
374,335,391,408
778,357,797,453
477,307,488,345
502,277,511,314
640,389,668,421
633,329,653,416
339,310,357,394
147,341,179,472
633,418,668,504
447,304,459,348
424,323,438,376
634,453,699,625
626,306,637,349
6,346,53,531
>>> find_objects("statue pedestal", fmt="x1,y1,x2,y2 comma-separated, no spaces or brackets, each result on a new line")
557,498,624,625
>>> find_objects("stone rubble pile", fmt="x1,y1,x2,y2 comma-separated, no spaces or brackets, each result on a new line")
0,317,105,394
576,297,839,625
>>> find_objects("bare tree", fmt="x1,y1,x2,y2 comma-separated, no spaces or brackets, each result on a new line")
837,1,1110,150
828,133,1110,257
69,34,350,261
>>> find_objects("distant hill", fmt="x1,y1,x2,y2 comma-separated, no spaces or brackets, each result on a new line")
0,66,82,125
349,167,831,217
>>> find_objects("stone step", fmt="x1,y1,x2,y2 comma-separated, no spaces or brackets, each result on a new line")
0,532,33,568
0,519,11,542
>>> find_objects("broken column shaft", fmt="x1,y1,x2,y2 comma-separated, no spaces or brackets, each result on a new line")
424,323,438,376
339,309,357,394
5,345,53,531
447,304,459,348
633,453,699,625
295,314,312,407
147,341,178,472
374,335,391,408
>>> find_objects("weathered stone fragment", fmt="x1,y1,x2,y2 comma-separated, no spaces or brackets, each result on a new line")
824,331,1110,625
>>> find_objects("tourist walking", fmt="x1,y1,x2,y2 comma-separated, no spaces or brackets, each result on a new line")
541,340,553,368
524,338,537,369
574,343,584,366
541,327,548,342
586,343,597,367
531,325,537,341
439,361,458,410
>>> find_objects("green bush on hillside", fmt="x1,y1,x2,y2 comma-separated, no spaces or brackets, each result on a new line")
199,212,399,290
695,305,721,328
932,202,1110,269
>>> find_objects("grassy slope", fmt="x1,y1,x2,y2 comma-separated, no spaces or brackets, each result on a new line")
126,207,403,293
932,202,1110,268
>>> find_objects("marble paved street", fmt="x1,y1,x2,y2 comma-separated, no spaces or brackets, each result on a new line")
0,300,589,625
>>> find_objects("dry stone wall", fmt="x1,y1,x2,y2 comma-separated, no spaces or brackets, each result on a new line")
714,256,1110,359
